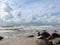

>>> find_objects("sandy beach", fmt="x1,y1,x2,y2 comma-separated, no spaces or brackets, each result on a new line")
0,37,38,45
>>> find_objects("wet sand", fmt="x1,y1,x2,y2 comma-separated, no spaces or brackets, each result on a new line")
0,37,38,45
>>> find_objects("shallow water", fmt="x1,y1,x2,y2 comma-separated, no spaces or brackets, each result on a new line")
0,30,36,39
0,29,60,40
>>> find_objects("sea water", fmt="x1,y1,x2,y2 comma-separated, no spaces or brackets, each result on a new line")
0,28,60,40
0,30,36,39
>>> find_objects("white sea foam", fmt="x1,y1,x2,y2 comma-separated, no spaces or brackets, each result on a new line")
0,26,60,39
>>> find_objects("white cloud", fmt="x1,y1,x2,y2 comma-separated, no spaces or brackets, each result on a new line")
0,0,60,26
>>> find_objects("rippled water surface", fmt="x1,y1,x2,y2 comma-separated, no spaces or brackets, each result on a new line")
0,29,60,40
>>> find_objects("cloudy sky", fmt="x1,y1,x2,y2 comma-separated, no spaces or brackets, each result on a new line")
0,0,60,26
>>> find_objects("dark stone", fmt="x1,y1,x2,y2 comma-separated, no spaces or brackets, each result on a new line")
41,31,50,38
48,33,60,40
27,35,34,37
0,36,4,40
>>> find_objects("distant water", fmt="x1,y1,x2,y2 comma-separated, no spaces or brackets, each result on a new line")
0,29,60,40
0,30,36,39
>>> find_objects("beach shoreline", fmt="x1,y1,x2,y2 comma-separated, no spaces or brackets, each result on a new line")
0,37,38,45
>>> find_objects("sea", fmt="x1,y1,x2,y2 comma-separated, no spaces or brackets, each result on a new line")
0,26,60,40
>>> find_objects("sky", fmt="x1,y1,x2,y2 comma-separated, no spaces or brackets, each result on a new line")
0,0,60,26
